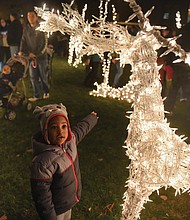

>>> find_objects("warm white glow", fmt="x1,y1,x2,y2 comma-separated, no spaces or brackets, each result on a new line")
35,1,190,220
176,11,182,29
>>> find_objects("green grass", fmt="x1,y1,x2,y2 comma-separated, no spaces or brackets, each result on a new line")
0,56,190,220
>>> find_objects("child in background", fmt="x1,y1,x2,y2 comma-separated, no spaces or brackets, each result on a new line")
0,64,19,106
30,103,98,220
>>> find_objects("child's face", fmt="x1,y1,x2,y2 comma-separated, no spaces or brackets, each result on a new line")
2,65,11,75
47,116,68,145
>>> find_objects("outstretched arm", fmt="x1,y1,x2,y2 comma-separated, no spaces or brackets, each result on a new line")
72,112,98,145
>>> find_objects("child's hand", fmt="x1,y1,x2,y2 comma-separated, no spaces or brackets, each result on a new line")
18,52,23,56
2,79,9,84
8,82,15,91
91,111,99,118
29,53,36,59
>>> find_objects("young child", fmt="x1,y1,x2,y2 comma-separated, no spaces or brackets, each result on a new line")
0,64,19,106
30,103,98,220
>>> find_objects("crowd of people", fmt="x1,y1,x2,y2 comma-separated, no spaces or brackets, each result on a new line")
0,11,189,108
0,10,50,103
156,25,190,121
0,10,69,105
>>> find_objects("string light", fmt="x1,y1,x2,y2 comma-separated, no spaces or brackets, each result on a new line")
176,11,182,29
112,4,117,24
35,1,190,220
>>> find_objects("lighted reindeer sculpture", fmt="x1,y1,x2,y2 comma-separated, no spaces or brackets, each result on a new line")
35,0,190,219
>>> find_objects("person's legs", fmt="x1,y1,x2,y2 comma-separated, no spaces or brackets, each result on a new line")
113,61,123,87
164,83,180,112
84,62,100,87
5,47,11,62
29,63,41,99
0,84,12,105
9,46,19,57
57,209,71,220
84,64,95,87
181,69,190,120
0,46,4,63
37,59,49,96
186,87,190,120
164,64,181,113
90,62,100,85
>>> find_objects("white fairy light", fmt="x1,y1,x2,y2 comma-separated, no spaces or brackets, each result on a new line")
103,0,111,22
99,0,104,20
82,4,87,20
35,1,190,220
42,3,46,11
112,4,117,24
176,11,182,29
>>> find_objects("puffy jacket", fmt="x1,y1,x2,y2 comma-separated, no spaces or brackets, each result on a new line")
30,113,98,220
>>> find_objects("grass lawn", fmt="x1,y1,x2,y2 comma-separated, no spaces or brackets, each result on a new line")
0,55,190,220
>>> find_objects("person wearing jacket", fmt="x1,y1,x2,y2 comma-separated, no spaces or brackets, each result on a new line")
0,18,10,64
7,13,23,56
30,103,98,220
19,10,49,102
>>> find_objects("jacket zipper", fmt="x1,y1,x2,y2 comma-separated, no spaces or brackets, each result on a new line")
63,148,79,202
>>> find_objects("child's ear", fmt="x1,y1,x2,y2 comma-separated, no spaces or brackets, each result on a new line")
59,103,67,113
33,106,43,120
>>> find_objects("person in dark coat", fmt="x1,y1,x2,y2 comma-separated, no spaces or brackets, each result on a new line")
84,54,102,87
30,103,98,220
0,18,10,64
7,12,23,56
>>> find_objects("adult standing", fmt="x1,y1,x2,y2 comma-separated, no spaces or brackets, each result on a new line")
7,13,23,57
0,18,10,65
19,10,50,102
84,54,102,87
164,22,190,120
164,62,190,120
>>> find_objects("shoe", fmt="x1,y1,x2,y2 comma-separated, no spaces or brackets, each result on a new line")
43,93,50,99
28,97,40,102
180,98,187,102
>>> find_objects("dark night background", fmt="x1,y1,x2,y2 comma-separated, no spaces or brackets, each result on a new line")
0,0,190,28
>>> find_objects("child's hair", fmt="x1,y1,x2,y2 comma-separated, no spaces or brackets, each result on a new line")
10,12,19,20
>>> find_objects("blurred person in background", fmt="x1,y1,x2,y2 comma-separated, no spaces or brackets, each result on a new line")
0,18,10,68
19,10,50,102
7,12,23,57
164,23,190,120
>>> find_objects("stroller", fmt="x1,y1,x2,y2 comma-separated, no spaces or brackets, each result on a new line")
0,55,32,120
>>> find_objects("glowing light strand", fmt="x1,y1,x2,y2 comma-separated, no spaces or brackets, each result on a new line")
176,11,182,29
